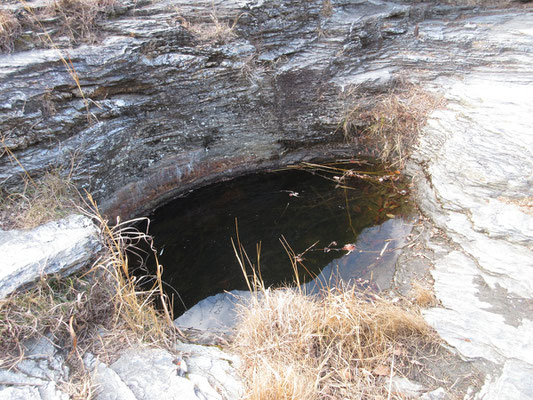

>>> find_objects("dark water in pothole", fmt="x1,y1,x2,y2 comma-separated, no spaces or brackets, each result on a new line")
138,161,412,317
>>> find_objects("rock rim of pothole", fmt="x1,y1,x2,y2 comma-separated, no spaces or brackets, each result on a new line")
1,1,533,399
0,214,102,299
407,19,533,398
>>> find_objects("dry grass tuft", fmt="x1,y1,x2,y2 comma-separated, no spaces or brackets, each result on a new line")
0,168,78,230
60,370,96,400
0,9,21,52
44,0,117,43
341,85,444,168
410,281,438,308
0,0,119,53
0,272,115,368
233,288,437,400
176,9,241,45
87,194,176,344
321,0,333,18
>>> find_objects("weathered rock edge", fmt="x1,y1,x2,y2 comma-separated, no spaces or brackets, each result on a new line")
86,343,244,400
0,334,244,400
0,214,102,299
407,11,533,399
1,0,525,219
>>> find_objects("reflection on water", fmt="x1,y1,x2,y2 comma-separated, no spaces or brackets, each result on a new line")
139,162,411,316
304,218,412,295
176,218,413,332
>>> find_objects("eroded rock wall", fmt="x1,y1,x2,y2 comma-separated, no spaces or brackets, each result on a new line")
0,0,516,219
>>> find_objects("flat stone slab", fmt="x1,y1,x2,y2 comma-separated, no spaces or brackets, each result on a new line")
175,290,252,334
0,214,102,299
409,11,533,399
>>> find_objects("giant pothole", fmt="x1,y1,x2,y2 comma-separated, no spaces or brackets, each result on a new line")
136,160,414,318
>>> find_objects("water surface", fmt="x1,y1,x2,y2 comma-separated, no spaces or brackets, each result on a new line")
140,162,411,316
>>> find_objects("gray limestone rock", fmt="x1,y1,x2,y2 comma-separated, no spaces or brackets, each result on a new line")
100,348,201,400
420,387,447,400
408,11,533,400
391,376,425,398
478,359,533,400
174,342,243,400
85,354,137,400
175,290,252,334
0,337,69,400
91,344,243,400
0,387,43,400
0,214,102,299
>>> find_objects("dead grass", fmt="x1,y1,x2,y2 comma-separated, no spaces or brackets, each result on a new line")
60,370,96,400
87,194,176,343
0,0,119,53
233,288,437,400
0,145,176,365
409,281,438,308
0,9,21,52
0,273,113,368
321,0,333,18
0,135,85,230
230,235,442,399
0,168,78,230
340,85,444,168
192,14,238,44
44,0,117,43
175,7,242,45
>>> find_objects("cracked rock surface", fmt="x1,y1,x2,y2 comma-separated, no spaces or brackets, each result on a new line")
86,344,243,400
0,338,243,400
0,337,69,400
0,214,102,299
408,12,533,399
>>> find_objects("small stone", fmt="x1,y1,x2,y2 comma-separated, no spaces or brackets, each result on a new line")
421,387,447,400
174,356,188,377
391,376,425,397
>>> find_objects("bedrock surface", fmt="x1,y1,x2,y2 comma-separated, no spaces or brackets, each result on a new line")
2,0,530,219
408,12,533,398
